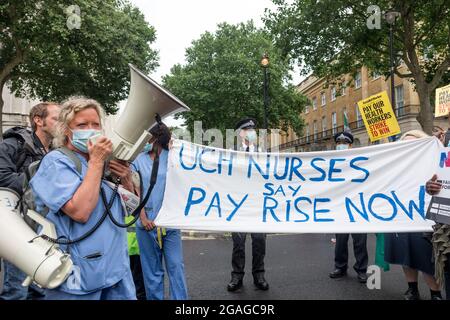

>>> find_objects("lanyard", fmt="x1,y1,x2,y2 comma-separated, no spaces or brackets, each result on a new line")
156,227,166,249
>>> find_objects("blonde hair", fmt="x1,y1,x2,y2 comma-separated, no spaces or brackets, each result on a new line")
399,129,429,141
53,96,104,148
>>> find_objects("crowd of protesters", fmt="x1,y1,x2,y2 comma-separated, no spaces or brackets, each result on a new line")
0,97,449,300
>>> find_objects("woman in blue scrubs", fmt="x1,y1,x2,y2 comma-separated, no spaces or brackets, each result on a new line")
30,97,136,300
132,120,188,300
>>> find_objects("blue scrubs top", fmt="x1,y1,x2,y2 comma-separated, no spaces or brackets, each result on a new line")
30,150,129,295
131,149,168,224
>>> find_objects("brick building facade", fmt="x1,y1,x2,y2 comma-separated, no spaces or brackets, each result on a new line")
277,65,446,152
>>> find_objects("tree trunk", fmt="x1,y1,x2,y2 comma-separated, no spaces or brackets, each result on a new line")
416,87,434,135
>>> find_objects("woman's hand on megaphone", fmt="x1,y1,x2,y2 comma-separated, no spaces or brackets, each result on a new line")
88,136,112,166
109,160,134,192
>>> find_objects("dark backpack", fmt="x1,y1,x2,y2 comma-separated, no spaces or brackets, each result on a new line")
20,147,82,232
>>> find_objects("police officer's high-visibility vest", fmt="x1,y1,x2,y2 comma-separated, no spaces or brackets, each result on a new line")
126,216,140,256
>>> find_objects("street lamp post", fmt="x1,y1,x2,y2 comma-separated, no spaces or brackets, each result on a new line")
384,10,400,141
261,53,270,130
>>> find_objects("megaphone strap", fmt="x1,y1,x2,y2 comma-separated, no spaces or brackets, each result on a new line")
101,151,160,228
155,113,162,125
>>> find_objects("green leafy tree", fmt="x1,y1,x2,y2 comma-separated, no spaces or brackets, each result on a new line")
264,0,450,133
0,0,158,133
163,21,307,137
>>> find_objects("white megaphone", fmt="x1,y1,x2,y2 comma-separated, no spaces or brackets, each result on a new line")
0,188,73,289
110,64,190,161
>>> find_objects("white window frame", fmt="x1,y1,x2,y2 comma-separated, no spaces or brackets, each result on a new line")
331,87,336,101
356,104,363,128
332,112,337,134
355,71,362,89
312,97,317,110
321,92,326,106
322,116,327,136
395,85,404,116
313,120,318,141
371,71,381,80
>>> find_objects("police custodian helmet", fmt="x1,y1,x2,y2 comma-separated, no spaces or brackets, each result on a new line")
235,117,257,131
333,131,354,144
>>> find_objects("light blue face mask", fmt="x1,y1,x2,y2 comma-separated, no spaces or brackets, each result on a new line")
70,129,102,153
142,143,153,153
246,130,258,143
336,144,349,151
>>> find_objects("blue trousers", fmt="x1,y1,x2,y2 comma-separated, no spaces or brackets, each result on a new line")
0,260,28,300
44,271,136,300
136,228,188,300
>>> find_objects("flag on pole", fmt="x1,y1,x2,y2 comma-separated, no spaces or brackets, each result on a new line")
343,109,350,131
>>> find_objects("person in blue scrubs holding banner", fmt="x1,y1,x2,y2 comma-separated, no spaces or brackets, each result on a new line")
30,97,136,300
132,119,188,300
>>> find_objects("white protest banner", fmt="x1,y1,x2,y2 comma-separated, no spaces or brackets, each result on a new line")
426,147,450,224
155,138,442,233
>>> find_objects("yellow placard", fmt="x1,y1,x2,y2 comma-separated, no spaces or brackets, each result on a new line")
435,84,450,117
357,91,401,142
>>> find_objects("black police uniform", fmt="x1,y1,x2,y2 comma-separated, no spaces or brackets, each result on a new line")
228,118,268,291
330,131,368,282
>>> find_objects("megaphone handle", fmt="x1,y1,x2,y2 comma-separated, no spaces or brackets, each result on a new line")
26,210,57,239
22,276,33,287
155,113,162,124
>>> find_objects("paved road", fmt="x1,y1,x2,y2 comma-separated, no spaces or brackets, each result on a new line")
180,233,434,300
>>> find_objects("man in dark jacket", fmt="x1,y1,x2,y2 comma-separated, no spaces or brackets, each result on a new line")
227,118,269,292
0,102,60,300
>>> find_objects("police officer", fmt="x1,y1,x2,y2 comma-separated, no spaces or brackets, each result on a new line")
227,118,269,292
0,102,60,300
329,131,368,283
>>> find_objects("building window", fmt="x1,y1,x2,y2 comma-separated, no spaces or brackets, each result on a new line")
313,120,318,141
356,104,363,128
372,71,381,80
322,116,327,135
331,87,336,101
305,125,310,143
332,112,337,134
312,97,317,110
355,71,362,89
341,85,346,96
305,104,309,114
321,92,326,106
395,85,405,117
